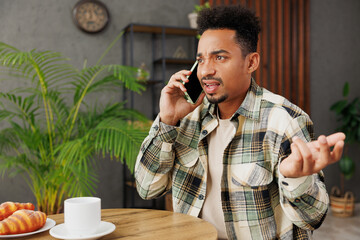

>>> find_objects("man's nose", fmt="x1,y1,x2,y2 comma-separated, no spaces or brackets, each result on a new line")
199,61,216,78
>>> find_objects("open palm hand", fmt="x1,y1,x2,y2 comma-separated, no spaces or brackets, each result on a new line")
280,132,346,178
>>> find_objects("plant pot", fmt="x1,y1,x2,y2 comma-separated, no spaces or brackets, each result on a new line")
188,12,198,29
330,186,355,217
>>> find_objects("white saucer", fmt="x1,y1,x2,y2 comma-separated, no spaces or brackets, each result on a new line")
49,221,116,240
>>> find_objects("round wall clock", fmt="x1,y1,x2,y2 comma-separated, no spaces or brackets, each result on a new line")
73,0,110,33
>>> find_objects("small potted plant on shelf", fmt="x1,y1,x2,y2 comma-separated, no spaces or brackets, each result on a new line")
329,81,360,217
188,1,211,29
0,35,150,215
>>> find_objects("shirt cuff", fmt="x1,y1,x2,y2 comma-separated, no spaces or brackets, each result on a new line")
150,115,178,143
279,170,314,199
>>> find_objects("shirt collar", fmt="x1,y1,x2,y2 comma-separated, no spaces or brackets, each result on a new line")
201,78,262,121
233,78,262,121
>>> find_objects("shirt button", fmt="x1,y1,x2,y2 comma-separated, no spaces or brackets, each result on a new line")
153,125,159,131
201,130,208,135
282,181,289,186
199,194,205,200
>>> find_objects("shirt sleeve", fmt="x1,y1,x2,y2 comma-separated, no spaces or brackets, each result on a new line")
134,115,178,200
277,115,329,230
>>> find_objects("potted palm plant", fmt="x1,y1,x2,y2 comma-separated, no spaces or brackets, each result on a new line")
329,82,360,217
0,35,150,214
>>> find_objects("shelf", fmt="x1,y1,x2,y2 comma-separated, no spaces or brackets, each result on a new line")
154,58,195,65
122,23,198,209
139,79,162,85
123,23,198,36
125,181,136,188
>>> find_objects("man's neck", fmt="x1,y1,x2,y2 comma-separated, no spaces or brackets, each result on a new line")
218,106,237,120
217,95,246,119
216,78,251,119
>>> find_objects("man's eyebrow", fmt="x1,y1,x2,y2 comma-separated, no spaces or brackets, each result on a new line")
196,49,230,57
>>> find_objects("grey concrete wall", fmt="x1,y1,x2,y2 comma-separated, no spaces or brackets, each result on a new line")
310,0,360,199
0,0,197,208
0,0,359,209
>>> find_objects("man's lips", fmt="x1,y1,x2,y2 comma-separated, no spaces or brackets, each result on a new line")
202,79,222,94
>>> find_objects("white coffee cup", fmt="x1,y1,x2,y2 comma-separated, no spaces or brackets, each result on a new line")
64,197,101,236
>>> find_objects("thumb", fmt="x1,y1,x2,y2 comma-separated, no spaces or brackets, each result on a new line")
280,143,303,178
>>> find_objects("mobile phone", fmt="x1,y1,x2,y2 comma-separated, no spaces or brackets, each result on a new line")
182,61,203,104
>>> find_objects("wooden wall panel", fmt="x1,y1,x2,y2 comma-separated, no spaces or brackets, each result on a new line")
277,0,284,96
254,0,261,86
304,0,310,113
199,0,311,114
284,0,291,100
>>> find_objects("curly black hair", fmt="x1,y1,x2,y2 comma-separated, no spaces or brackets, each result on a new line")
197,5,261,57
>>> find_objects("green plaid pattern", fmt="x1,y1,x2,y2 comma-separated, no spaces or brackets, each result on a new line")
135,79,328,239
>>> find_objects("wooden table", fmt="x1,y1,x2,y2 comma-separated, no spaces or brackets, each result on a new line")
21,208,218,240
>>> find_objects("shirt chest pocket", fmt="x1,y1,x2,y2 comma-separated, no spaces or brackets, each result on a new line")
230,162,273,188
226,162,276,227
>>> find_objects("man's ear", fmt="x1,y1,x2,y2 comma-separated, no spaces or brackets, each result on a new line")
247,52,260,74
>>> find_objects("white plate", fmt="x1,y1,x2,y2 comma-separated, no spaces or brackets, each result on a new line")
0,217,56,238
49,221,116,240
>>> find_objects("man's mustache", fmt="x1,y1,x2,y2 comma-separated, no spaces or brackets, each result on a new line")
201,77,223,85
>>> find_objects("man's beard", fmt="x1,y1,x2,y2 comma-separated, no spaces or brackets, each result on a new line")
206,93,228,104
201,77,227,104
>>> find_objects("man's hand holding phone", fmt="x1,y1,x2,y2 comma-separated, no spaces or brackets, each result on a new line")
159,61,205,126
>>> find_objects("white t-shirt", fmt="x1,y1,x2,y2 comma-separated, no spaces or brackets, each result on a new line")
201,115,236,240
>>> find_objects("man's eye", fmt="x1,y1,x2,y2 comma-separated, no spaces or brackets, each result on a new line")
216,56,225,60
197,58,204,63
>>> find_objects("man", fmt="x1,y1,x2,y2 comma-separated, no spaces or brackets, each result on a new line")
135,5,345,240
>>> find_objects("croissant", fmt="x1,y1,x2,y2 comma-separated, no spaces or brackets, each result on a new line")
0,202,35,221
0,209,47,235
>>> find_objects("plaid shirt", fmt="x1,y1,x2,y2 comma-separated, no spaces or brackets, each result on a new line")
135,79,328,240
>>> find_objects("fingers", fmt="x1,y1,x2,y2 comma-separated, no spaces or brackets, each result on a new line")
280,134,345,178
315,135,332,172
331,139,345,162
288,134,345,177
308,133,345,165
289,142,303,174
311,132,346,149
167,70,191,92
292,137,314,175
327,132,346,145
279,142,303,178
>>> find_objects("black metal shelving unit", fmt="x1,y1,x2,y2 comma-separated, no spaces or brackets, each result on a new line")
121,23,198,209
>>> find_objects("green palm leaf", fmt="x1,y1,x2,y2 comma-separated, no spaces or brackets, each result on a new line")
91,118,149,173
72,65,145,103
0,93,38,126
0,39,149,214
